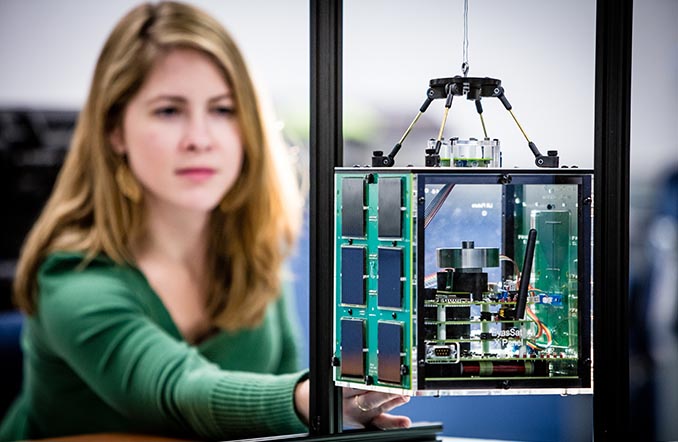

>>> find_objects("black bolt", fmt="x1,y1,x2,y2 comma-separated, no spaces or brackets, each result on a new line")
498,174,512,185
331,356,340,367
348,238,353,245
392,312,397,319
347,308,353,315
400,365,409,376
502,380,511,390
418,196,425,204
583,197,592,206
418,359,426,367
365,375,374,385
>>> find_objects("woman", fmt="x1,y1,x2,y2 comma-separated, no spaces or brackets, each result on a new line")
0,2,410,440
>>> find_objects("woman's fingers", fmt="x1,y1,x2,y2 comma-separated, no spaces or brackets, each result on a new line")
373,395,410,414
344,391,411,429
353,391,408,412
370,412,412,430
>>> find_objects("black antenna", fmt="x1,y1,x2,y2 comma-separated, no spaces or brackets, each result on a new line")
515,229,537,320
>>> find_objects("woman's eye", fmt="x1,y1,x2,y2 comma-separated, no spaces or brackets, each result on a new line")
213,106,235,116
154,106,180,117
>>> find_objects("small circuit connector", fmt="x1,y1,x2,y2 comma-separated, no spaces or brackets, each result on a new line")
426,344,458,361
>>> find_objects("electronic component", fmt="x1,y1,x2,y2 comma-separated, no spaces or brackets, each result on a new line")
340,319,365,378
341,177,365,237
340,247,366,306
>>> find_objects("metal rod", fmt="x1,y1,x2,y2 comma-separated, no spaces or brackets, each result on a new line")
435,89,455,143
398,111,424,145
479,113,488,138
475,99,488,138
436,106,451,141
508,109,530,142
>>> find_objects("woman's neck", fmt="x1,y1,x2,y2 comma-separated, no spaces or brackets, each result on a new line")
135,199,211,273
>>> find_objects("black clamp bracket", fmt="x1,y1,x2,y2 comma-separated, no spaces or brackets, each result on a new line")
373,76,560,168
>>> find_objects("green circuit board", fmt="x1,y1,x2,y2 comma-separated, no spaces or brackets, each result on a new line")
333,172,415,391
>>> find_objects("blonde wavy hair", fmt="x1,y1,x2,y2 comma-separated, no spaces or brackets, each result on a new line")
13,1,302,331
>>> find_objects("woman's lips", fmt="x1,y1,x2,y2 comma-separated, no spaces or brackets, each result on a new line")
175,167,216,182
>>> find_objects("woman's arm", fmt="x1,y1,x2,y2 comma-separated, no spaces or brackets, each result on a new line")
37,263,307,439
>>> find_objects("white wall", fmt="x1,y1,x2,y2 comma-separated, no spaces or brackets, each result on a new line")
344,0,597,169
0,0,309,111
631,0,678,182
1,0,674,178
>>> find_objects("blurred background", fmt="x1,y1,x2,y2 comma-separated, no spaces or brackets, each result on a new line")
0,1,676,441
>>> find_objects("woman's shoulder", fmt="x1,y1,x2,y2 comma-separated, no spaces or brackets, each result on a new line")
39,250,114,273
31,251,177,343
36,251,146,305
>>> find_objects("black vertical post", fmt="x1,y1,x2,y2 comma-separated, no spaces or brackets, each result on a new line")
593,0,633,440
309,0,343,436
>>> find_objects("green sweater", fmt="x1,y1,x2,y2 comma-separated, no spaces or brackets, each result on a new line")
0,252,308,441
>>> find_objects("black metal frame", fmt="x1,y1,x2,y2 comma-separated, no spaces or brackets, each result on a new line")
310,0,632,440
309,0,343,435
593,0,633,440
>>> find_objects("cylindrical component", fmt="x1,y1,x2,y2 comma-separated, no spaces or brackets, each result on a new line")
452,271,487,301
440,140,451,167
460,361,535,376
436,271,451,291
485,138,501,167
451,138,501,167
436,245,500,269
438,242,499,301
481,303,491,355
437,305,447,341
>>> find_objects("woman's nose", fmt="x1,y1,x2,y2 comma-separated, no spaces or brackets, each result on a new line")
181,114,212,152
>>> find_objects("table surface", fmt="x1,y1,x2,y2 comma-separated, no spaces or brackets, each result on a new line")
26,434,514,442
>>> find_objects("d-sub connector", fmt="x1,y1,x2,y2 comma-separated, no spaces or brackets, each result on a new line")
434,346,451,357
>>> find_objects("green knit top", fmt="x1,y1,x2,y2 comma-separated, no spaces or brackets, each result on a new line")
0,252,308,441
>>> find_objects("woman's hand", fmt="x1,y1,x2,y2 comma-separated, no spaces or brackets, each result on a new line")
342,387,411,429
294,379,412,430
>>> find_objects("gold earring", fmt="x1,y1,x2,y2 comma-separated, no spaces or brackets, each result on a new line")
115,163,142,203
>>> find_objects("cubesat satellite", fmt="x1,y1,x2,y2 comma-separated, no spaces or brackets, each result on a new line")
333,76,593,396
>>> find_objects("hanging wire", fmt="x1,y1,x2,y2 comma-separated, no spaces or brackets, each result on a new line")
461,0,469,76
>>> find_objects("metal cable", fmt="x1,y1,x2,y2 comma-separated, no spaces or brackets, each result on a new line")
462,0,469,76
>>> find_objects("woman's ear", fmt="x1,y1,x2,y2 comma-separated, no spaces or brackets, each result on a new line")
110,127,126,155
